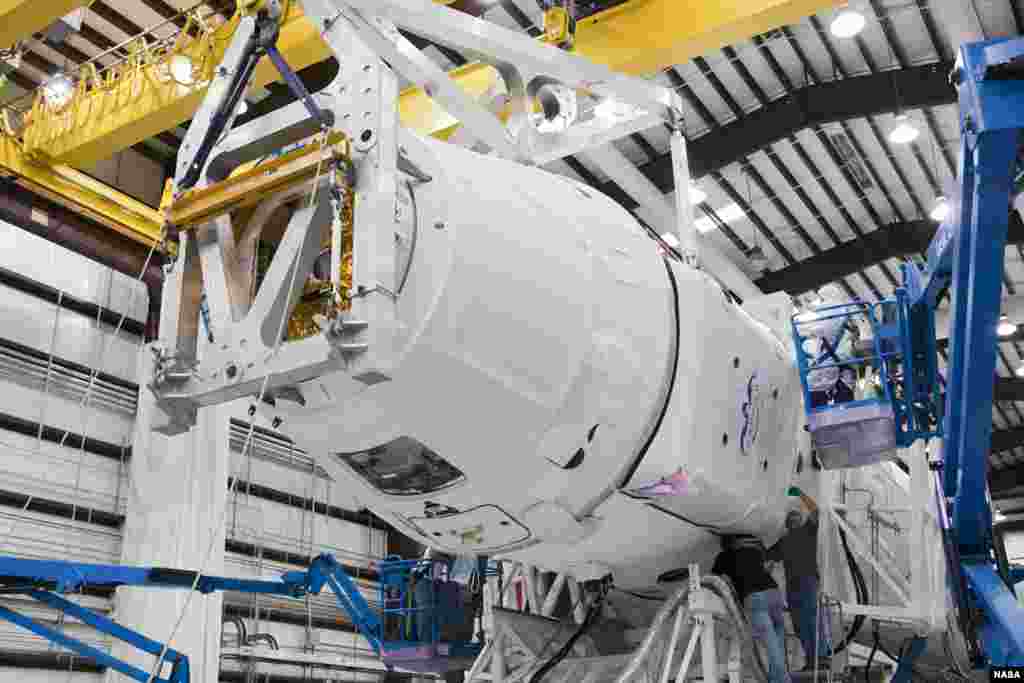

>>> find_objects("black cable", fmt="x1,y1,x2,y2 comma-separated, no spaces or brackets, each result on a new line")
617,258,681,488
865,626,879,683
832,525,867,655
614,587,665,601
528,586,607,683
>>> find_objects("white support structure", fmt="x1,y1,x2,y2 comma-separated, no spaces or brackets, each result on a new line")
337,0,674,118
467,563,763,683
669,130,697,267
819,440,952,656
148,0,695,434
110,356,235,683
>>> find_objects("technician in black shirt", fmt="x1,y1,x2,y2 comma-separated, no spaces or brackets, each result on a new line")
713,536,791,683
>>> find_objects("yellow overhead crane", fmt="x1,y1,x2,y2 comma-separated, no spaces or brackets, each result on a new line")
2,0,839,248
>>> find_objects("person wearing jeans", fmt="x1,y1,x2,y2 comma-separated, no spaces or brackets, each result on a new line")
713,536,792,683
787,575,831,668
769,488,831,670
745,588,792,683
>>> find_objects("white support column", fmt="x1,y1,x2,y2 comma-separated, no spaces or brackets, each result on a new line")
658,608,686,683
492,630,506,683
908,441,928,619
674,621,701,683
108,350,233,683
195,216,248,335
536,571,551,613
669,129,697,267
541,573,567,618
727,634,742,683
700,614,718,683
568,577,585,624
523,565,541,614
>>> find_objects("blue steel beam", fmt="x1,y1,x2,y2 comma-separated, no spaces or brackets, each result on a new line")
0,556,304,596
29,590,186,663
943,36,1024,556
925,36,1024,668
0,602,184,683
946,127,1018,554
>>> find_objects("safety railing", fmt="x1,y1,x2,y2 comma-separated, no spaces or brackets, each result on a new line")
376,556,484,672
791,292,941,469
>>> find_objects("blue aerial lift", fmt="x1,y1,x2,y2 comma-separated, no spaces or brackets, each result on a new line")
0,553,482,682
793,35,1024,678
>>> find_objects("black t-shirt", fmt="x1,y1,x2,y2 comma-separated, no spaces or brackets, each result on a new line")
767,512,819,591
712,545,778,603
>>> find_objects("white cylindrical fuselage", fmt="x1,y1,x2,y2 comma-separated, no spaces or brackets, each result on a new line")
273,132,805,588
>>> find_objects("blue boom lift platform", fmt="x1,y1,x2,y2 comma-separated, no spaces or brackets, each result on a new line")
793,35,1024,678
0,553,482,682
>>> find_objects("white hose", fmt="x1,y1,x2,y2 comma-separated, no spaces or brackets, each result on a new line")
612,576,769,683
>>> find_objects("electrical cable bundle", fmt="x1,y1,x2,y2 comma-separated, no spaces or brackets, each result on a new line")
832,525,869,655
528,582,608,683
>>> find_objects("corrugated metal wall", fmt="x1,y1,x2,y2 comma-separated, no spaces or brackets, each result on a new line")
0,219,394,682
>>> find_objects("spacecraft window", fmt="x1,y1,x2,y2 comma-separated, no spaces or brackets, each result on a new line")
337,437,465,496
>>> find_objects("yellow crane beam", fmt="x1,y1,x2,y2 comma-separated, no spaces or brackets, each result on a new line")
0,0,90,50
0,136,164,247
23,0,839,169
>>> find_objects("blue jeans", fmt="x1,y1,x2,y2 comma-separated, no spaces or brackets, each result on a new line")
746,589,792,683
787,576,831,664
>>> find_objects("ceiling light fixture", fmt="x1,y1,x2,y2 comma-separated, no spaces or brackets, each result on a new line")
830,8,866,39
660,232,681,248
995,510,1007,522
169,54,195,86
889,114,920,145
997,314,1016,338
930,196,950,222
1015,365,1024,378
42,72,73,108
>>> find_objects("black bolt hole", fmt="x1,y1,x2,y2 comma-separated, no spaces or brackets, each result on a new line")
773,388,779,400
499,520,510,526
722,433,729,446
360,129,374,143
733,357,740,369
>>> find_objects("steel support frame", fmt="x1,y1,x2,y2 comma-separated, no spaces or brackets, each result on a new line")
153,2,405,434
315,0,676,120
309,0,682,166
